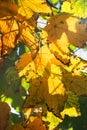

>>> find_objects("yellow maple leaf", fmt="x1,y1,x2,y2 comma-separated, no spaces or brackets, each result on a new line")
23,72,67,117
20,21,39,59
44,13,87,47
0,16,19,56
16,44,54,79
18,0,52,19
49,42,70,65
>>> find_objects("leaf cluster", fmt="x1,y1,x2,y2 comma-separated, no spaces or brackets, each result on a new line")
0,0,87,130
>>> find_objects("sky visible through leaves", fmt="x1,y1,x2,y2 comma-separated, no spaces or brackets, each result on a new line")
0,0,87,130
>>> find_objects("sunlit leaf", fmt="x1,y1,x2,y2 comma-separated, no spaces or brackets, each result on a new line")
18,0,52,19
23,76,67,117
61,107,80,119
42,111,62,130
62,0,87,18
61,1,72,14
44,13,87,47
71,0,87,18
0,16,19,56
20,21,39,59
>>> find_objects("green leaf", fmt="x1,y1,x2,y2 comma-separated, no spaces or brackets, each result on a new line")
69,44,77,52
49,0,59,4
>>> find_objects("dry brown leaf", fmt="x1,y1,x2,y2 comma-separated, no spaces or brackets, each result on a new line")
0,102,10,130
28,116,46,130
0,0,18,18
44,13,87,47
62,68,87,96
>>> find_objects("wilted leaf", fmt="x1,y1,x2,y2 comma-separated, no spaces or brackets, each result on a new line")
18,0,52,19
0,102,10,130
44,13,87,47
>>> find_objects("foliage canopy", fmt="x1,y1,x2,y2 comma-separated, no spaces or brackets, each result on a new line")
0,0,87,130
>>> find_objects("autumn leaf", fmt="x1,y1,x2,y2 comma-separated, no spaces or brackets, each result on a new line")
42,111,62,130
60,91,80,118
18,0,52,19
20,20,40,59
61,107,80,119
0,102,10,130
62,68,87,96
16,44,54,79
44,13,87,47
62,0,87,18
23,76,67,117
0,0,18,18
0,16,19,56
28,116,46,130
16,53,32,72
49,42,70,65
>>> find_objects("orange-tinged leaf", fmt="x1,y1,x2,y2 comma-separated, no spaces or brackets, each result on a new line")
0,102,10,130
0,16,19,56
20,21,39,59
16,53,32,72
0,1,18,18
28,116,46,130
44,13,87,47
18,0,52,19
